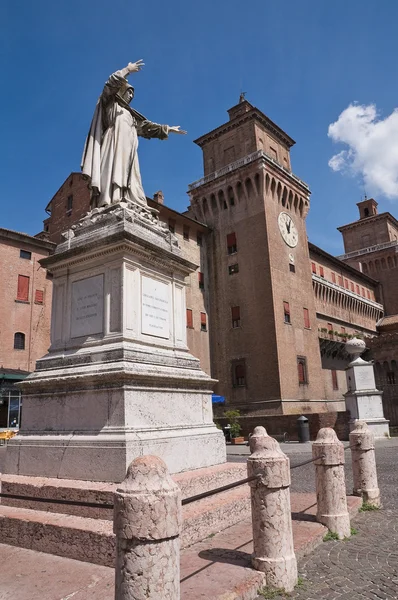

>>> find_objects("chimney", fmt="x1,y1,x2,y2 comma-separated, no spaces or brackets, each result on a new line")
153,190,164,205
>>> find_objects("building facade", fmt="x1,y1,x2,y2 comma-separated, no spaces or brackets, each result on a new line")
0,229,55,429
10,98,397,429
187,100,383,416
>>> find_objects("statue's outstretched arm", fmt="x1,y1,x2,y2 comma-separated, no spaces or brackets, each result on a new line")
119,60,145,79
102,60,145,100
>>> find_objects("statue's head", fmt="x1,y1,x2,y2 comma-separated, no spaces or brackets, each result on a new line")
123,85,135,104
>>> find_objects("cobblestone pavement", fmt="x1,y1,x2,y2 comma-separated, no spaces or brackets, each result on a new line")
232,444,398,600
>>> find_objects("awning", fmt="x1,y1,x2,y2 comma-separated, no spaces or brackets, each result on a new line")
212,394,226,404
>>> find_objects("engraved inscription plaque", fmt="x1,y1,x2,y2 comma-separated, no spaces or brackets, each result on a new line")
355,366,375,390
71,274,104,338
141,276,170,339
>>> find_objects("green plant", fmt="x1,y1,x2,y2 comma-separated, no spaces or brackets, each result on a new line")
296,576,305,588
214,421,223,430
350,526,358,535
224,409,242,438
323,530,340,542
359,501,379,512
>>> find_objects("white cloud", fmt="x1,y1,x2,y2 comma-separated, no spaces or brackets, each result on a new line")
328,103,398,199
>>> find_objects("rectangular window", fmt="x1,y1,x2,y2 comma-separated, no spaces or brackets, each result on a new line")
227,232,237,254
350,282,355,292
367,289,371,299
362,287,365,296
289,263,296,273
16,275,29,301
344,279,349,289
331,369,338,390
67,195,73,212
283,301,291,324
183,226,190,241
233,362,246,387
311,262,317,274
231,306,240,328
186,308,193,329
168,218,176,234
319,266,324,278
341,327,346,334
198,272,204,289
228,264,239,275
197,233,203,246
327,322,333,336
356,284,360,294
338,275,343,287
35,289,44,304
297,357,308,384
200,312,207,331
331,272,336,283
303,308,310,329
20,250,31,260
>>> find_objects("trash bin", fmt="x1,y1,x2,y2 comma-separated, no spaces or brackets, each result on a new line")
297,415,310,443
223,424,231,443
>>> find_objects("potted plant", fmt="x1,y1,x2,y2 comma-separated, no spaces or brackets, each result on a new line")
224,409,245,444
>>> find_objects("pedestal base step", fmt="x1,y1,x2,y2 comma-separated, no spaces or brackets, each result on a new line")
0,485,251,567
1,462,247,519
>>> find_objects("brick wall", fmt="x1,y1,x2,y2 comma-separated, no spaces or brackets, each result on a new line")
45,173,91,245
0,233,54,372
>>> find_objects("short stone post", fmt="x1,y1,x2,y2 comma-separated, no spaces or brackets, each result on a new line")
349,420,381,507
113,455,182,600
312,428,351,539
247,426,297,592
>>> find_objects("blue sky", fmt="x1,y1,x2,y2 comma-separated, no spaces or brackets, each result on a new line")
2,0,398,255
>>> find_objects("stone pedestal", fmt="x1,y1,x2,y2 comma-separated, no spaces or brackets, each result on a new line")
4,202,225,482
344,339,389,439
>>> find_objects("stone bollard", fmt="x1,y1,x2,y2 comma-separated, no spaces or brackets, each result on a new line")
247,426,297,592
113,455,182,600
312,428,351,539
349,420,381,507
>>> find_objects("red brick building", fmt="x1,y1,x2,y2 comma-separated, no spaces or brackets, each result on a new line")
187,99,383,417
0,229,55,429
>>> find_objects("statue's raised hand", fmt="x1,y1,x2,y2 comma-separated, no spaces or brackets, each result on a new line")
127,59,145,73
169,126,187,135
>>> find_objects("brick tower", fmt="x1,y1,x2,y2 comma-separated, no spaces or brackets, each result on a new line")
188,99,325,415
338,198,398,315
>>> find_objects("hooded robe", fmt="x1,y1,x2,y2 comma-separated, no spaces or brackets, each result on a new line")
81,70,169,207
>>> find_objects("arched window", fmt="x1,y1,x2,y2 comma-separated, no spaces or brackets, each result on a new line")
14,332,25,350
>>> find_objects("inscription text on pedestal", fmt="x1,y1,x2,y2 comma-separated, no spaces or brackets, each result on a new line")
141,276,170,339
71,274,104,338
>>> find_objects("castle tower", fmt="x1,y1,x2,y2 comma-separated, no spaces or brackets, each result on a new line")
338,198,398,315
188,100,325,415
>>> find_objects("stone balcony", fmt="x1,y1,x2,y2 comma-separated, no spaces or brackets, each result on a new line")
312,274,384,325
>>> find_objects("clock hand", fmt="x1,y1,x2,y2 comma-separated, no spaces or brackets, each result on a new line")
286,220,291,234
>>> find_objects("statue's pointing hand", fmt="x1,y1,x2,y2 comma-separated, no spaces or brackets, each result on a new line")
127,59,145,73
169,126,187,135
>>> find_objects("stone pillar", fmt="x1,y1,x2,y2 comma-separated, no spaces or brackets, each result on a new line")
114,456,181,600
344,337,389,438
312,428,351,539
247,426,297,592
349,420,381,507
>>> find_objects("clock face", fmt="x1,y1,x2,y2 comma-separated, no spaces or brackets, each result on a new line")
278,212,298,248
